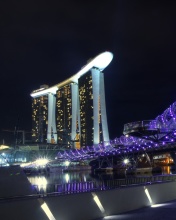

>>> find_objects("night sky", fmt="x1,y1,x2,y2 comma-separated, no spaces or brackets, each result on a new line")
0,1,176,143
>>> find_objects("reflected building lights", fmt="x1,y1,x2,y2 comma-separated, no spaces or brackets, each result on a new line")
64,173,70,183
28,176,48,192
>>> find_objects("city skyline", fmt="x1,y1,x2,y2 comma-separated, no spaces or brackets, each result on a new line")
1,1,176,144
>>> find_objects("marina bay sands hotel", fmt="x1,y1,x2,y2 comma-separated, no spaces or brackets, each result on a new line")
30,52,113,149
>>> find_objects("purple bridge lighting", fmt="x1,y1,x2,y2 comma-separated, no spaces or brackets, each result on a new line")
56,101,176,161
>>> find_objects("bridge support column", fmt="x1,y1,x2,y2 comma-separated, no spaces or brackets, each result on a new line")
91,68,110,146
47,93,57,144
170,152,176,172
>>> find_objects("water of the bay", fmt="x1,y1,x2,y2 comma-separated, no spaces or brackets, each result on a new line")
27,166,172,193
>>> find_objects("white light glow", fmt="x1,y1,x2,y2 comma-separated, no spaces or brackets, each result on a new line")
103,216,121,219
20,161,33,167
124,159,129,164
31,86,58,97
64,160,70,166
32,176,48,192
37,176,47,185
151,203,170,208
64,173,70,183
41,202,56,220
70,51,113,81
0,145,9,150
92,192,105,214
36,158,49,166
31,51,113,97
144,187,153,205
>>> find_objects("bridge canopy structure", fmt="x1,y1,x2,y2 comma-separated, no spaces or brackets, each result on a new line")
123,101,176,141
55,101,176,162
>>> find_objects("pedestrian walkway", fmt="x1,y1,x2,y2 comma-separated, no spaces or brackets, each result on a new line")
0,166,48,220
98,199,176,220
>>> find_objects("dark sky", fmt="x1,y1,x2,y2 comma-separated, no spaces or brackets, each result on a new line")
0,1,176,142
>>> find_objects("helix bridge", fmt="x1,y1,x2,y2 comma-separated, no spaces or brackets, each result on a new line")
56,101,176,163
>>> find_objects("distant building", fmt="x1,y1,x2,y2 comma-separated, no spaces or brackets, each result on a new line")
31,52,113,148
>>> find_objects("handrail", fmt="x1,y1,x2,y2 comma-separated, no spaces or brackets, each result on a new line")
0,174,176,203
123,120,158,134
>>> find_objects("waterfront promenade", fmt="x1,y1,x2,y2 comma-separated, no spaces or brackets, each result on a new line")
98,199,176,220
1,166,176,219
0,166,47,220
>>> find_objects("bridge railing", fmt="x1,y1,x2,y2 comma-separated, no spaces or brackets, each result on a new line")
123,120,158,135
0,175,176,203
33,174,176,195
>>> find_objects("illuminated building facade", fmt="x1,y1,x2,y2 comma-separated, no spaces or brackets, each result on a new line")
79,72,93,146
56,83,80,148
56,84,72,145
32,85,49,143
79,67,109,147
31,52,113,147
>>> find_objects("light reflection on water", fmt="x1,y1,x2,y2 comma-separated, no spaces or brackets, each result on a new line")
27,166,172,193
27,171,92,186
162,165,171,175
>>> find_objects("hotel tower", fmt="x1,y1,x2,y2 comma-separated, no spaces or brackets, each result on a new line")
30,52,113,148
